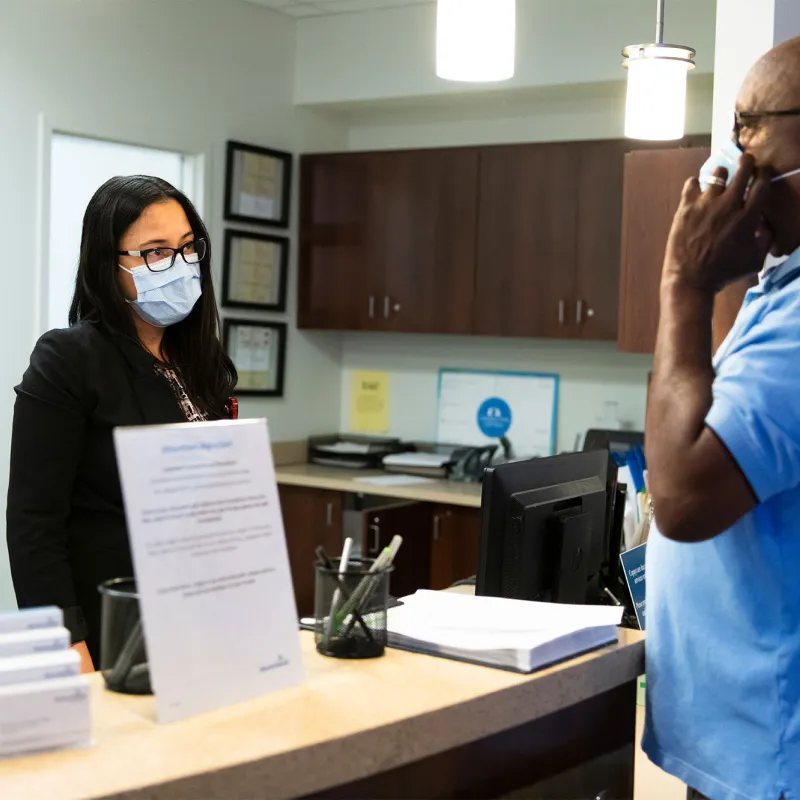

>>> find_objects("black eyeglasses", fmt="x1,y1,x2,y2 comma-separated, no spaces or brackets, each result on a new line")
118,238,207,272
733,109,800,149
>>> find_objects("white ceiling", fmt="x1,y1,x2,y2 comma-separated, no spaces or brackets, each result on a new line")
245,0,433,18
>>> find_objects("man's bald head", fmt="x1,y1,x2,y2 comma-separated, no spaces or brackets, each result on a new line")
738,35,800,112
735,35,800,257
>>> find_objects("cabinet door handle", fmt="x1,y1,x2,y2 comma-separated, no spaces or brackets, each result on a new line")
369,517,380,554
433,514,440,541
558,300,565,325
576,300,583,325
369,296,375,319
326,502,334,527
383,296,391,319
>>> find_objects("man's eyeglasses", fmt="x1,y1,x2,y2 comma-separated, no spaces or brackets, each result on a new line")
118,239,207,272
733,109,800,149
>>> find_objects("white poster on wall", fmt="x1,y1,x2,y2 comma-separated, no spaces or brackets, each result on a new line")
437,369,559,458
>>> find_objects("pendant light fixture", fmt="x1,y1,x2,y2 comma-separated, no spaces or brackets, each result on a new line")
436,0,516,83
622,0,695,140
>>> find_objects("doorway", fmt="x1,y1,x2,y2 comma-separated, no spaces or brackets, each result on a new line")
47,134,202,331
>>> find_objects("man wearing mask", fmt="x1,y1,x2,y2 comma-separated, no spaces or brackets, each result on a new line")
644,36,800,800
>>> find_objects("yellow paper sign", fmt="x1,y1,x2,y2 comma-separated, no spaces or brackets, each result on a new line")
349,371,389,434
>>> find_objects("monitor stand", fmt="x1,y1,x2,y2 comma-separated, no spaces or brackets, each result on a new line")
550,512,592,604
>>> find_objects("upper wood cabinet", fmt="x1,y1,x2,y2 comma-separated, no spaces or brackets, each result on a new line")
299,148,479,335
298,152,380,331
617,147,710,353
474,140,626,341
574,140,631,341
378,148,479,335
299,137,710,346
474,143,579,338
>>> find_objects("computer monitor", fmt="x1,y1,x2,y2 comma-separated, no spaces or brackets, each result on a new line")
476,451,622,605
582,429,644,455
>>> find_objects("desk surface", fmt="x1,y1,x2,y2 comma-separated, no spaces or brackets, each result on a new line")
2,630,644,800
275,463,483,508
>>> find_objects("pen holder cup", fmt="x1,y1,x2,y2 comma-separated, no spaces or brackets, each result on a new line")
98,578,152,695
314,558,392,660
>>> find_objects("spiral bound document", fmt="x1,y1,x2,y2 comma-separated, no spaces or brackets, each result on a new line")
386,591,622,673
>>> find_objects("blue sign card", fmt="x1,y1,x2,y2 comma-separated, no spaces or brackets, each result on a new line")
620,542,647,630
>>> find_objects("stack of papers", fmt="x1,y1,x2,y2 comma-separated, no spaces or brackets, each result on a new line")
382,452,453,468
0,607,90,758
386,591,623,673
315,442,372,455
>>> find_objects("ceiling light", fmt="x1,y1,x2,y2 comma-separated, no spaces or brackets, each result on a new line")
622,0,695,140
436,0,516,83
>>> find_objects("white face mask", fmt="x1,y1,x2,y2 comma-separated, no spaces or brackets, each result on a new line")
699,140,800,191
119,255,202,328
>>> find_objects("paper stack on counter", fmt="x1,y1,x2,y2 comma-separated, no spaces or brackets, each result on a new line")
0,607,90,758
382,451,455,479
386,591,623,673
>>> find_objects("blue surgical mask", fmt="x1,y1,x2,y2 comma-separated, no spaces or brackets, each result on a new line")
699,140,800,191
119,255,202,328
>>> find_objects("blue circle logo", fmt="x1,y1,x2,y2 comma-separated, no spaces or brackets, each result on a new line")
477,397,512,438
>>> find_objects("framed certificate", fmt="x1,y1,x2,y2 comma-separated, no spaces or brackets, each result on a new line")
222,230,289,312
224,141,292,229
224,319,287,397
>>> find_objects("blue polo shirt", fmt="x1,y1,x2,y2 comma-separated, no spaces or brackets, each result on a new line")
644,247,800,800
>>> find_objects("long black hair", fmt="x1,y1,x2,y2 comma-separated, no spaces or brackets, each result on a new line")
69,175,237,418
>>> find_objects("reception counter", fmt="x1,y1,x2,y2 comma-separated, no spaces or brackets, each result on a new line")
1,629,644,800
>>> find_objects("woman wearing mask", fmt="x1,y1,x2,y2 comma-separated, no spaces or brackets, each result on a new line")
6,176,237,673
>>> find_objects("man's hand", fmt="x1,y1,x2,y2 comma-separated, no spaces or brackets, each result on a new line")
664,154,773,295
72,640,95,674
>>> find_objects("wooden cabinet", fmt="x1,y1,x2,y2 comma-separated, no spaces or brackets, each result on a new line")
361,502,433,598
299,149,479,334
278,485,343,617
574,140,631,341
429,506,482,591
618,147,710,353
279,484,484,602
474,143,579,338
298,153,380,330
378,148,479,334
474,139,632,341
300,137,710,346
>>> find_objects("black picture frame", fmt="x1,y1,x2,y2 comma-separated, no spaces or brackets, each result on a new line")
223,319,287,398
224,140,293,229
222,230,289,312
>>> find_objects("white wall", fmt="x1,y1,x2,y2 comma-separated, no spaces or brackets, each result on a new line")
347,76,715,150
295,0,717,106
0,0,348,610
340,335,653,454
712,0,800,151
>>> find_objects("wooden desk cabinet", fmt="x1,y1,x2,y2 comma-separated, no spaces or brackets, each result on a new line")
279,486,482,605
278,485,343,616
430,505,481,590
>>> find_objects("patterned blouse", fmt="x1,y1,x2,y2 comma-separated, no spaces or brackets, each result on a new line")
154,364,209,423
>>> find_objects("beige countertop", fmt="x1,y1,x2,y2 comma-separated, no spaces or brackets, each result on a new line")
2,630,644,800
275,463,483,508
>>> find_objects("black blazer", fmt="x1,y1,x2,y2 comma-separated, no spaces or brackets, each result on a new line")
6,319,215,665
